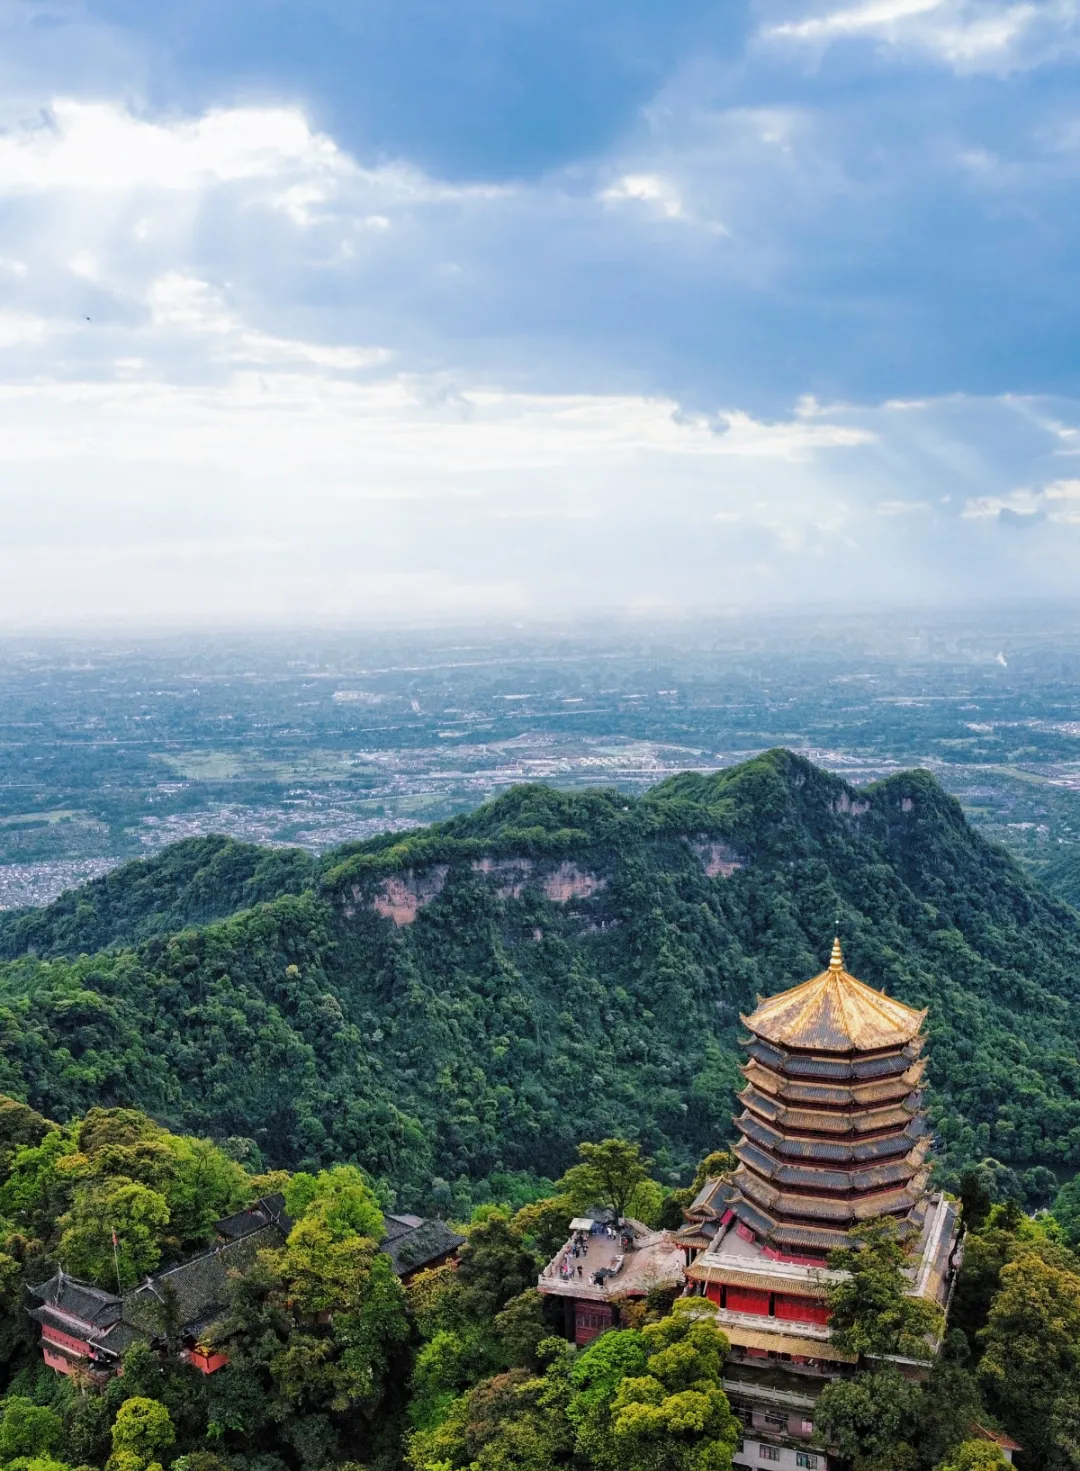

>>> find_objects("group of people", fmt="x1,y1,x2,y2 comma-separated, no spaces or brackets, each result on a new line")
552,1222,624,1282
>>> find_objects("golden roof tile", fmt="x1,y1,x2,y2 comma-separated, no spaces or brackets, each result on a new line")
742,938,926,1053
685,1262,831,1297
742,1057,925,1106
722,1323,857,1364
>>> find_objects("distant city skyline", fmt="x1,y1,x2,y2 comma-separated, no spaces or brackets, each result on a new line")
2,1,1080,623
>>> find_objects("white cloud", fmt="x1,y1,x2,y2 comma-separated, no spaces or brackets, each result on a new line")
710,409,875,458
0,100,347,192
961,476,1080,521
601,173,687,219
145,273,389,370
876,499,933,514
762,0,1076,71
0,333,1075,624
0,91,1076,623
961,488,1042,518
0,309,49,347
769,0,948,40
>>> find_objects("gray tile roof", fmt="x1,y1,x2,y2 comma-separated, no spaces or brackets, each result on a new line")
120,1222,284,1337
380,1217,465,1276
28,1271,122,1329
215,1193,293,1241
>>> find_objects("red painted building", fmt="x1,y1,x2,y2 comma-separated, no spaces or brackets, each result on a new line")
29,1194,465,1381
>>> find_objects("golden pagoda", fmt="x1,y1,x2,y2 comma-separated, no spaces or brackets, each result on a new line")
678,941,960,1461
726,938,930,1260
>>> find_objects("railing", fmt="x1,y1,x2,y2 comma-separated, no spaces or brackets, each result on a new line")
723,1379,818,1410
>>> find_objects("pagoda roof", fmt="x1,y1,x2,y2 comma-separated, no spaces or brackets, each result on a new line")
734,1136,929,1193
742,1057,925,1108
739,1084,921,1137
742,939,926,1054
28,1271,122,1330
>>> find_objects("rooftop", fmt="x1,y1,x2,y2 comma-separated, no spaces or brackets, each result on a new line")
538,1221,684,1302
215,1193,292,1242
380,1216,465,1276
742,938,927,1054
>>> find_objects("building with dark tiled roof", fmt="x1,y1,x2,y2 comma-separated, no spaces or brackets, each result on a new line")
29,1213,287,1380
29,1196,465,1380
380,1213,465,1280
214,1191,292,1242
28,1272,126,1382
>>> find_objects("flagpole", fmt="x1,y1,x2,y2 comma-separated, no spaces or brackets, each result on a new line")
112,1229,122,1293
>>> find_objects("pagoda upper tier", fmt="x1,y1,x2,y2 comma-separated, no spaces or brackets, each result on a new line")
727,939,930,1259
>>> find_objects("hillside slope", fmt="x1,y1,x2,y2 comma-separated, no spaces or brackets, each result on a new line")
1,750,1078,1211
1040,847,1080,911
0,835,315,958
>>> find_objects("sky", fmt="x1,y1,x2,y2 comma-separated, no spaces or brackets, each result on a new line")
2,0,1080,625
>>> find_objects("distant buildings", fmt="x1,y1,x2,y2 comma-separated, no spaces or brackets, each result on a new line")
538,940,963,1471
29,1195,464,1384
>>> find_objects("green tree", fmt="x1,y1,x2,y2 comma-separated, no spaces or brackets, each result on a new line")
405,1217,541,1435
219,1197,408,1423
932,1442,1008,1471
58,1177,170,1288
493,1290,549,1370
1053,1176,1080,1249
108,1397,175,1471
407,1361,574,1471
512,1195,575,1262
1050,1389,1080,1470
959,1169,994,1233
568,1305,738,1471
271,1222,408,1411
0,1098,55,1179
0,1130,78,1239
284,1165,384,1242
813,1366,922,1471
949,1202,1074,1351
827,1220,943,1359
456,1209,538,1320
0,1397,63,1459
978,1250,1080,1466
911,1350,985,1471
2,1457,73,1471
558,1140,652,1225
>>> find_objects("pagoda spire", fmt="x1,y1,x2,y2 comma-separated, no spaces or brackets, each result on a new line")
829,935,844,971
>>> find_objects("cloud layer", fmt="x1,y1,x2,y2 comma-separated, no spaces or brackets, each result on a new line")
0,4,1078,622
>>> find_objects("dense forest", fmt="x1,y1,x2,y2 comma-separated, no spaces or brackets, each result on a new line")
0,751,1078,1468
0,750,1079,1213
0,1101,1074,1471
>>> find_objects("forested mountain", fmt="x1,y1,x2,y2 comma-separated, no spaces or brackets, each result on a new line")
1041,846,1080,911
1,749,1079,1212
0,836,316,960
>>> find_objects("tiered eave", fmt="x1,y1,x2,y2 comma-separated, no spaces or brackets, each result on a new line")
723,939,930,1258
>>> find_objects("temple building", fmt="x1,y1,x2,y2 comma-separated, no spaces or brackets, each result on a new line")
539,941,961,1471
29,1196,465,1384
679,940,960,1470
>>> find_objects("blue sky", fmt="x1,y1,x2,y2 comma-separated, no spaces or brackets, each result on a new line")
1,0,1079,624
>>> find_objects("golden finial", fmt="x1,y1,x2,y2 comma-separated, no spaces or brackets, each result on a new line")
829,936,844,971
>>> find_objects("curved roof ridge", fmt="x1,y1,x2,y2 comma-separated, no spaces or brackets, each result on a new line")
741,939,926,1053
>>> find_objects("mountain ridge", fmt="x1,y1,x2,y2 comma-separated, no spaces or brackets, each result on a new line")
0,749,1077,1212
